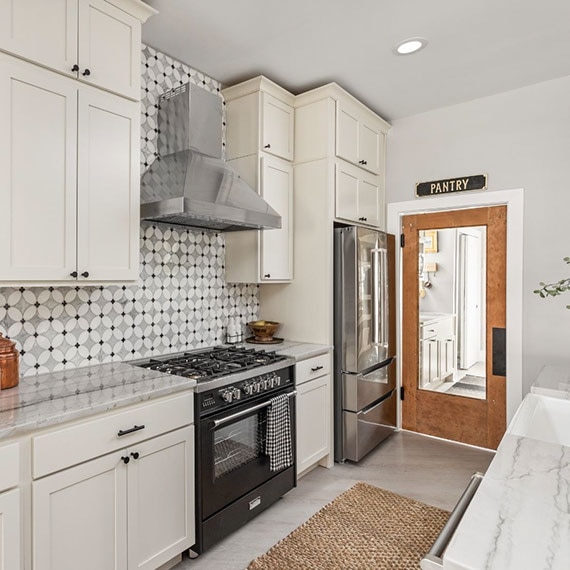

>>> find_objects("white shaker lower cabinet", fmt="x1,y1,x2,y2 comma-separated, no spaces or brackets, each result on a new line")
34,426,194,570
0,489,21,570
295,352,333,476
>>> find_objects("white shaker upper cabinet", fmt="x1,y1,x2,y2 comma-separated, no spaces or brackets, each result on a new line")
77,88,140,281
336,99,384,176
0,0,154,100
260,155,293,281
0,0,78,78
261,92,294,161
78,0,142,100
0,54,78,282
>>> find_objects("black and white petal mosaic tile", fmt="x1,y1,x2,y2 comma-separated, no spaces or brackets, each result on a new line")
0,46,259,377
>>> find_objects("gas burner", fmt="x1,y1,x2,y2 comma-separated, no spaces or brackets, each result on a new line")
133,346,288,383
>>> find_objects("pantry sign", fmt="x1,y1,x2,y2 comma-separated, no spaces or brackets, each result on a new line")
416,174,487,197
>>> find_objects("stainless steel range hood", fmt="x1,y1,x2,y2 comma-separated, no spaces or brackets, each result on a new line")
140,83,281,231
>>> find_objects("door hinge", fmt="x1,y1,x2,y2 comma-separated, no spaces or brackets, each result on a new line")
400,233,405,248
400,386,405,400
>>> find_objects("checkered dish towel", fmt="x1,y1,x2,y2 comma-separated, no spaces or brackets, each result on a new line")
266,393,293,472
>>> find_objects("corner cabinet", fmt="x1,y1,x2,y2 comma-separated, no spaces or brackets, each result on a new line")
223,76,295,283
0,0,156,100
0,54,140,283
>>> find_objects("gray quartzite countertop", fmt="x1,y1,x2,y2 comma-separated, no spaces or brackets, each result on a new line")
0,341,330,440
0,362,196,440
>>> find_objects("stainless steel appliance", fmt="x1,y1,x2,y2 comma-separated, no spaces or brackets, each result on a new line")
334,226,397,462
140,83,281,231
133,346,296,554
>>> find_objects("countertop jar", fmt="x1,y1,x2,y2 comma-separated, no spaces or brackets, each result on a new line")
0,333,19,389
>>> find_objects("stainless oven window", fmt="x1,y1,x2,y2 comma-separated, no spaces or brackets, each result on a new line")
213,411,267,479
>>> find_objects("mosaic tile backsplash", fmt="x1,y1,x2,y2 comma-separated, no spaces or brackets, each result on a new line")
0,46,259,377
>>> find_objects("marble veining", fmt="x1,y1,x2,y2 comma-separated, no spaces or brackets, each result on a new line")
444,433,570,569
0,362,195,440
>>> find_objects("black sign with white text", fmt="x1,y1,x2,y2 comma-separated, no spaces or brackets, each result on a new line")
416,174,487,197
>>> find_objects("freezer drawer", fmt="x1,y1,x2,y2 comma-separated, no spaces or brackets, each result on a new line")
342,359,395,412
343,390,396,462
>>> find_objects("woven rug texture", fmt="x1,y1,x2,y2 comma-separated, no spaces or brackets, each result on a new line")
247,481,450,570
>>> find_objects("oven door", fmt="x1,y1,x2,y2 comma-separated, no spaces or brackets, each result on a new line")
200,389,296,520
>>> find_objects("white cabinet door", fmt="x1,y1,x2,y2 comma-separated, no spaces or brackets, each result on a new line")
0,489,21,570
335,162,359,223
260,155,293,281
261,92,294,161
0,54,78,282
77,88,140,281
336,101,359,165
296,374,331,475
78,0,141,99
127,427,195,570
0,0,78,77
336,99,384,175
336,160,383,229
33,451,128,570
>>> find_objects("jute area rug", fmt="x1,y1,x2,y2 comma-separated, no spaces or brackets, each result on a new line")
247,482,450,570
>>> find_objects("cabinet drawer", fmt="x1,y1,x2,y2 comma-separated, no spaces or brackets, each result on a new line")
33,392,194,479
0,442,19,492
296,353,331,385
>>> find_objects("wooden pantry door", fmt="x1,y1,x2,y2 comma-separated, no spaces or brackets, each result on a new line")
401,206,507,449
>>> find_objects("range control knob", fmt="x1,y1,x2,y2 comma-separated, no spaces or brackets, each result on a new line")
232,387,241,400
243,383,254,396
221,389,233,403
255,381,263,393
273,374,281,387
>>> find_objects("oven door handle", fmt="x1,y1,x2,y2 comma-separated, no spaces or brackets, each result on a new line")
212,391,297,428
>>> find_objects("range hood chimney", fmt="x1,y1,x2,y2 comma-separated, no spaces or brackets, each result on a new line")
140,83,281,231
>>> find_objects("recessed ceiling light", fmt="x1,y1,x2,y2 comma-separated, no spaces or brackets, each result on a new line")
393,37,428,56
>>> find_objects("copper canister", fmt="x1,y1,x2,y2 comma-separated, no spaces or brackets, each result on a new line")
0,333,19,389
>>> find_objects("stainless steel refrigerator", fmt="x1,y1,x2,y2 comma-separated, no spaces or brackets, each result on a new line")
334,226,397,462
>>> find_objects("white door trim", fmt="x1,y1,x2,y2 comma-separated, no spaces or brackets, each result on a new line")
387,188,524,428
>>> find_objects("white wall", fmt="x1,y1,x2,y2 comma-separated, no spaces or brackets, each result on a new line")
387,75,570,395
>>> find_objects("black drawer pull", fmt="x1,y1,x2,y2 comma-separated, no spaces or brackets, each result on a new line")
311,365,324,372
117,424,145,437
130,452,140,460
264,143,271,149
121,456,130,464
82,68,91,77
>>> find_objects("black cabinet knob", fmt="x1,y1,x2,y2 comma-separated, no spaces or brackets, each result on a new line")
81,271,89,278
70,271,78,278
264,273,271,278
363,160,368,165
82,68,91,77
130,452,140,460
71,64,79,73
359,160,364,164
264,144,271,149
121,456,130,464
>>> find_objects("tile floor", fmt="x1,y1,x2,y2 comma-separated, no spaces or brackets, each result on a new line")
174,430,494,570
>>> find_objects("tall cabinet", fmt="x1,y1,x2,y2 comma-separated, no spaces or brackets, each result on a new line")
223,77,295,284
260,84,390,344
0,0,155,285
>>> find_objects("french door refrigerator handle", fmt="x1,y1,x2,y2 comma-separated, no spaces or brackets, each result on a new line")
372,249,380,347
381,247,389,348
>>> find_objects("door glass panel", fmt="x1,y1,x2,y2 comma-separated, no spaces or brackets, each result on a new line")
213,412,265,479
418,227,487,400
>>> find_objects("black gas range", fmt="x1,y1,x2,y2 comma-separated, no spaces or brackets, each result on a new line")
132,345,297,554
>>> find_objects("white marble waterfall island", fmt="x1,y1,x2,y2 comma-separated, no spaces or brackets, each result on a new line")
443,366,570,569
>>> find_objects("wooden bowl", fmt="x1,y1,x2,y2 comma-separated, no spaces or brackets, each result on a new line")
247,320,281,342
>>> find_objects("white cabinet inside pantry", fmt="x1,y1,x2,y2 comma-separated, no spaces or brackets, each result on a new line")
32,393,195,570
223,76,295,283
295,352,333,476
0,443,21,570
0,0,156,100
0,54,140,284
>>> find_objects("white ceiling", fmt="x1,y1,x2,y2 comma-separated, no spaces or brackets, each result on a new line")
142,0,570,121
